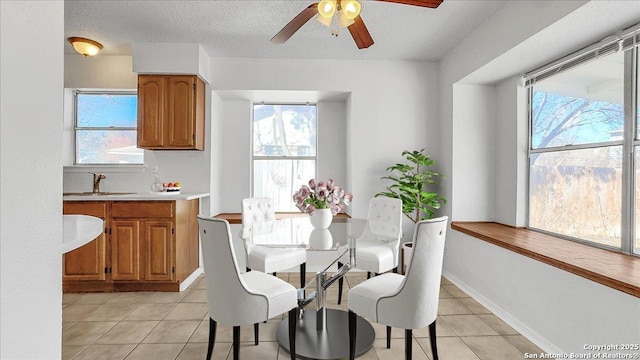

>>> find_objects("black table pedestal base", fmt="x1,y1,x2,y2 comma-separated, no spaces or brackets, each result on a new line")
276,308,375,360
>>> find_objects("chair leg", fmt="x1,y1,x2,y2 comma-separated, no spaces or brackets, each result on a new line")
429,320,439,360
337,261,344,305
288,308,298,360
386,326,391,348
300,262,306,288
206,318,217,360
405,329,412,360
254,323,259,345
233,326,240,360
348,310,357,360
246,267,251,272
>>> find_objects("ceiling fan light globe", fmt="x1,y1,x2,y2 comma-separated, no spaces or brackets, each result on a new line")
337,11,355,28
318,0,337,18
341,0,361,20
317,14,333,28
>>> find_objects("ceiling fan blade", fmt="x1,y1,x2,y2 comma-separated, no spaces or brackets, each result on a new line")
375,0,443,8
271,3,319,44
348,16,374,49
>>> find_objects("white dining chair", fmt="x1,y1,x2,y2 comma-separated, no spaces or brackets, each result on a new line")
337,196,403,304
347,216,448,360
242,197,307,289
198,216,298,360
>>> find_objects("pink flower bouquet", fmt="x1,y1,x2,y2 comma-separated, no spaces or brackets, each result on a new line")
293,179,353,216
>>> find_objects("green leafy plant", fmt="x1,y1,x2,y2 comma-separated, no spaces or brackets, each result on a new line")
376,149,446,223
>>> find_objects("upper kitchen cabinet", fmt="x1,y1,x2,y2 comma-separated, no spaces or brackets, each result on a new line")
137,75,205,150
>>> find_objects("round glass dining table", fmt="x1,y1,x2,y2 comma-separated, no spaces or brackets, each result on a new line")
237,216,399,360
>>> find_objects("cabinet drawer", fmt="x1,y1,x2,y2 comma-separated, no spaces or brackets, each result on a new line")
64,201,107,219
111,201,174,218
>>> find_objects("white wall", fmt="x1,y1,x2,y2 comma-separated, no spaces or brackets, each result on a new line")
451,84,496,221
219,99,252,211
65,55,137,89
1,1,64,358
444,231,640,355
494,76,529,226
439,0,640,354
209,91,224,216
212,58,440,222
317,101,347,190
438,0,589,221
62,56,214,214
218,96,348,213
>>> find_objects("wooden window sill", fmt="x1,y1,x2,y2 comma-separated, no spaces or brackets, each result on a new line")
451,222,640,298
214,212,351,224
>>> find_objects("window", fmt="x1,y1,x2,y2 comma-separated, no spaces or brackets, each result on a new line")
252,104,317,211
74,91,142,165
635,56,640,254
526,25,639,255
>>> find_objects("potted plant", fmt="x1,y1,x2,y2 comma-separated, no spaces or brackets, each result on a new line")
376,149,446,272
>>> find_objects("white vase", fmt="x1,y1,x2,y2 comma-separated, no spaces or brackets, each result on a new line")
309,229,333,250
310,208,333,229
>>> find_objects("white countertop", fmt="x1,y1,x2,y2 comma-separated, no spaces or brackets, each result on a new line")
63,192,209,201
63,215,104,254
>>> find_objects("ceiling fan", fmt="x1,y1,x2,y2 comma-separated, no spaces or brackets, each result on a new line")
271,0,443,49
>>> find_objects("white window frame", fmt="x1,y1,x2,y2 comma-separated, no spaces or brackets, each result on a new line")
73,90,141,165
250,103,318,211
525,23,639,255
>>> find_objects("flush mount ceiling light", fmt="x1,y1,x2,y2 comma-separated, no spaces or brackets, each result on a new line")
68,37,103,57
271,0,443,49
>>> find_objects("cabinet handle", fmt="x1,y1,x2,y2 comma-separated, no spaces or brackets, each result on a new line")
104,267,108,274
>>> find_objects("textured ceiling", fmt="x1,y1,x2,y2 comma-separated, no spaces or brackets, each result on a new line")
64,0,507,61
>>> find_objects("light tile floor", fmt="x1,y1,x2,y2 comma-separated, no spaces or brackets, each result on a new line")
62,273,542,359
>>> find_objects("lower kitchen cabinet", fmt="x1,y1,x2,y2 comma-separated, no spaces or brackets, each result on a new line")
62,202,108,283
142,220,174,282
63,199,199,292
111,220,142,282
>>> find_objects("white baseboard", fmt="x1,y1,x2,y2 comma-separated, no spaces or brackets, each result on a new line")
442,270,563,355
180,267,203,291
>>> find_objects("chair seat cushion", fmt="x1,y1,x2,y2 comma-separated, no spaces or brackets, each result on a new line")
348,273,404,322
241,271,298,320
339,238,397,273
353,245,395,273
248,246,306,273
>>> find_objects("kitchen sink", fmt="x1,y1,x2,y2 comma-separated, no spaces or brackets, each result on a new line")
63,192,136,196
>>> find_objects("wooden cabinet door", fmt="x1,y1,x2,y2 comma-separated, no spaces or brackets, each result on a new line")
137,75,165,148
143,220,174,281
63,202,107,282
111,220,141,281
166,76,195,147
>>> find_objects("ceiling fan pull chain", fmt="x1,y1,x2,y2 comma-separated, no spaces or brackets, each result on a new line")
331,14,339,37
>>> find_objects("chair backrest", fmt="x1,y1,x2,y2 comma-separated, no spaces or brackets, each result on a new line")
197,216,268,325
242,197,276,226
241,197,276,246
364,196,402,239
377,216,448,329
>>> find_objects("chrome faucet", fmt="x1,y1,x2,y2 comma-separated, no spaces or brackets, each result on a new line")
92,173,106,193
